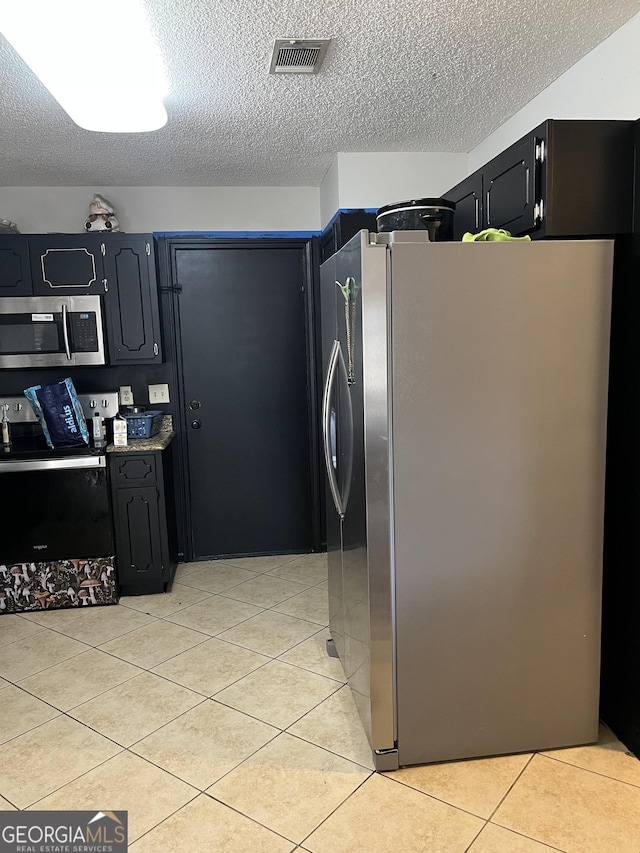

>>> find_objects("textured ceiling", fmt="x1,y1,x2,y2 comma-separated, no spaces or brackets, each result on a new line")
1,0,639,187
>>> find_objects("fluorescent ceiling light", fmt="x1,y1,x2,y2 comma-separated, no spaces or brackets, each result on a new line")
0,0,168,132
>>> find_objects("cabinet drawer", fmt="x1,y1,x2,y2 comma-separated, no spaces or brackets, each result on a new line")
111,453,157,486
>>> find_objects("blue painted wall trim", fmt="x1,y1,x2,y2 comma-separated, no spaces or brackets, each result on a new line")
154,210,378,240
154,230,320,239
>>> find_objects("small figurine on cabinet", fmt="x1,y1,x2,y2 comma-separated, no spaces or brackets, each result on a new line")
84,193,119,232
0,218,19,234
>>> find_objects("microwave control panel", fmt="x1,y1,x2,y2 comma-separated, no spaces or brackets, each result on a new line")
69,312,99,352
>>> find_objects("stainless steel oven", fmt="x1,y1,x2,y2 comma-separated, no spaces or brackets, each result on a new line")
0,295,105,368
0,393,116,565
0,453,112,564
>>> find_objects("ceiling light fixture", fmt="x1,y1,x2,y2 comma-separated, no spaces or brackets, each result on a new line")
0,0,168,133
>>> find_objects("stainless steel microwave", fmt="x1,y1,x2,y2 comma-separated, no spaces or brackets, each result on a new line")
0,296,105,368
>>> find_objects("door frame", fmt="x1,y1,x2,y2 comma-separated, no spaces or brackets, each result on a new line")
156,236,323,562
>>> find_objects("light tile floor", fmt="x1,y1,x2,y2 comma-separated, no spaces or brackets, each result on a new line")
0,553,639,851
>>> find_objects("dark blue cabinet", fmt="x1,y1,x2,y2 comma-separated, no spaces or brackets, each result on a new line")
110,448,177,595
0,232,162,365
446,173,482,240
30,234,106,295
0,235,33,296
446,119,634,238
103,236,162,364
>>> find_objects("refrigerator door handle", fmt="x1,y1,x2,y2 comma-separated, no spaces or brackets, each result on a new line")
338,341,354,513
322,340,344,518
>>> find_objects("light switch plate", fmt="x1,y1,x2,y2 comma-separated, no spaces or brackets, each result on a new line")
119,385,134,406
149,383,170,404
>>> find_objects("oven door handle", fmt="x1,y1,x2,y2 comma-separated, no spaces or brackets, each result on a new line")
61,303,72,360
0,456,106,472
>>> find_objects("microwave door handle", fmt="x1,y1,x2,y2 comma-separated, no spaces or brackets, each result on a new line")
61,303,72,360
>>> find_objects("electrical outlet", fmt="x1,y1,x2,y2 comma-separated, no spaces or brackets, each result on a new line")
149,383,170,404
119,386,134,406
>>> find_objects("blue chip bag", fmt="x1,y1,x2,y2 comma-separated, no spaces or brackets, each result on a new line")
24,378,89,448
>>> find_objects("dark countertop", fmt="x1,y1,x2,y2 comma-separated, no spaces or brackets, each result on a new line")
106,415,175,453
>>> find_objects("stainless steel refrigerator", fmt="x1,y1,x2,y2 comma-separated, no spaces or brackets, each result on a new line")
320,230,613,770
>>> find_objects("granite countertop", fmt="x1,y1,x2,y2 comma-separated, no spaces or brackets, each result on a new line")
106,415,175,453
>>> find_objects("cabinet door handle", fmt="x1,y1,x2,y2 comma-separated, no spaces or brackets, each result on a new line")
103,278,108,292
153,342,159,356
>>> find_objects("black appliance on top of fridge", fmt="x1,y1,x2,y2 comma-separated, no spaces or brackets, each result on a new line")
321,230,614,770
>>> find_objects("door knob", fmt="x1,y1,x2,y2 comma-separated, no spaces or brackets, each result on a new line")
191,419,202,430
189,400,201,410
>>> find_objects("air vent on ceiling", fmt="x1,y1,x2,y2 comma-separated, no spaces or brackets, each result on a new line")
269,39,330,74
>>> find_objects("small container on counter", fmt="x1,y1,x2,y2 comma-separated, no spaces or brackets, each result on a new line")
112,413,128,446
92,411,106,449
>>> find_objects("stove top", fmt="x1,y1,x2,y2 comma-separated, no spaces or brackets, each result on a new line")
1,436,102,461
0,390,117,461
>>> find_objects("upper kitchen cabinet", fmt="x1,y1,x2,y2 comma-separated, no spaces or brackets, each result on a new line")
29,234,106,295
0,232,163,365
483,133,539,235
102,235,162,364
319,210,378,263
0,235,32,296
446,120,635,239
446,173,483,241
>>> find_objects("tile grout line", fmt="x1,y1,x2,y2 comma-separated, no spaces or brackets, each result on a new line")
210,678,340,732
296,771,374,848
118,588,217,619
25,747,202,836
175,563,326,599
536,748,640,791
381,769,502,825
461,820,488,853
213,579,322,611
283,727,375,773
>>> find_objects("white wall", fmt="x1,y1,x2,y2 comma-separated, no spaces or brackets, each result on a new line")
318,152,469,227
0,186,321,234
319,157,340,231
335,152,469,214
469,11,640,170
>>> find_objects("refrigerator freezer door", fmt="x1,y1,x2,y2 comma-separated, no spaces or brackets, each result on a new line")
335,233,397,760
320,254,345,664
389,239,613,765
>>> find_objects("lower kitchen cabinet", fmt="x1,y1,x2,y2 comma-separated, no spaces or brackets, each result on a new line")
109,447,177,595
